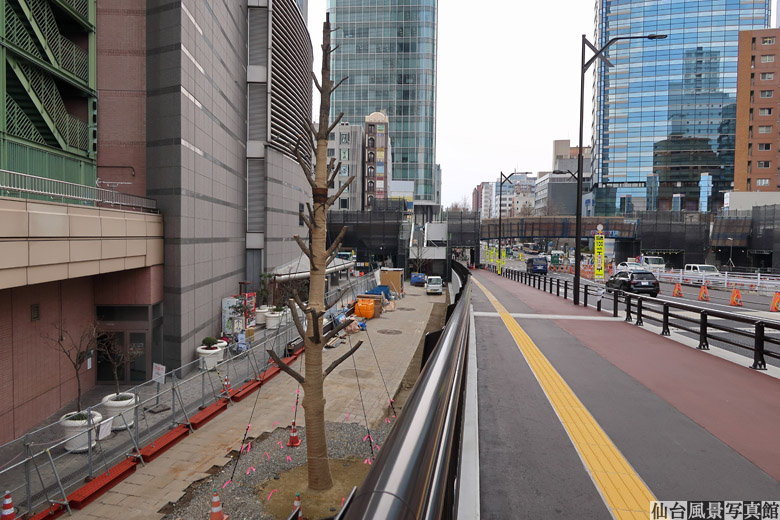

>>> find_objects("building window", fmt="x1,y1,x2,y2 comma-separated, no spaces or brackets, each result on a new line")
340,133,350,144
761,72,774,80
340,165,349,176
757,178,770,186
30,304,40,321
367,166,375,176
367,195,374,206
758,125,772,133
761,55,775,63
329,132,335,140
340,149,349,160
763,37,776,45
759,143,772,151
368,152,375,162
757,161,771,168
368,124,375,133
327,148,335,157
368,137,375,148
299,203,304,226
367,181,375,192
340,199,349,209
760,90,774,98
760,108,773,116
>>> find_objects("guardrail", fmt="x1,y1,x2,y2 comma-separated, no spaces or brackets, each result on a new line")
658,269,780,294
338,263,472,519
0,275,377,518
0,169,158,212
488,264,780,371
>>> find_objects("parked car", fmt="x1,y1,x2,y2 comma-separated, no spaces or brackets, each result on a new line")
606,270,659,297
426,276,443,295
411,272,427,287
526,256,548,275
616,261,644,272
684,264,720,275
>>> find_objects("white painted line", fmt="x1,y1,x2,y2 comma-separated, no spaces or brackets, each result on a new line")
473,311,623,322
457,305,480,518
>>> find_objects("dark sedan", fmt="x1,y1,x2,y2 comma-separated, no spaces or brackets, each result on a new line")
606,270,659,297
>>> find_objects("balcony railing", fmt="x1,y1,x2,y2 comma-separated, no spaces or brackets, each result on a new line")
0,169,158,212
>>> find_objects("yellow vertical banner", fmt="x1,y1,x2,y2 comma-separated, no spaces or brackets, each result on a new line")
594,233,605,281
499,248,506,275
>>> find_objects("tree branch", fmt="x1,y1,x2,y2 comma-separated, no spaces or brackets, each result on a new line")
307,203,317,229
286,299,307,339
323,318,353,343
326,44,340,56
331,76,348,94
312,72,322,93
293,137,316,190
325,247,340,267
327,161,343,188
325,286,351,311
300,212,313,233
293,235,315,268
326,226,348,258
326,113,345,136
326,176,355,207
323,340,363,378
267,349,305,385
292,291,310,315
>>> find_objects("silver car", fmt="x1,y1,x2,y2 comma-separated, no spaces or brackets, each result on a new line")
426,276,443,295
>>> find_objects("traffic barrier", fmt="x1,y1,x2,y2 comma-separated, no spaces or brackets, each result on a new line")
287,421,302,447
672,284,684,298
730,288,743,307
771,293,780,312
698,286,710,302
2,491,15,520
210,489,229,520
293,493,301,514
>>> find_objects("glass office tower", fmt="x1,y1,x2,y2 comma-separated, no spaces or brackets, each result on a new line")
592,0,770,215
327,0,439,216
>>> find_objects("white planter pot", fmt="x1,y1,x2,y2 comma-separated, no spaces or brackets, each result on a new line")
215,339,228,349
60,411,103,453
101,393,138,430
265,311,282,329
256,306,269,327
197,345,224,369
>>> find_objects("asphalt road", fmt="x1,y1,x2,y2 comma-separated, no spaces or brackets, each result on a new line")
472,269,780,519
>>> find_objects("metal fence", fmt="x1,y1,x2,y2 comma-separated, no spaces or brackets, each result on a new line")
0,274,377,517
0,169,158,212
657,269,780,295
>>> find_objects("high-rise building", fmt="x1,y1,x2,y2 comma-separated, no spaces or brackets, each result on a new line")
327,0,439,220
735,29,780,193
365,112,393,208
328,122,364,211
592,0,770,215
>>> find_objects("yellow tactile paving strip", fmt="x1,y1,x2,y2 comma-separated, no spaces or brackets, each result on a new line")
474,278,656,520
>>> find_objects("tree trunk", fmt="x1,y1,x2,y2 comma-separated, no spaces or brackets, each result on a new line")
76,373,82,412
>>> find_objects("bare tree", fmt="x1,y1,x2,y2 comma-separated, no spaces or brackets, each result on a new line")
96,332,143,396
446,195,470,212
410,231,430,274
47,321,99,413
265,15,364,491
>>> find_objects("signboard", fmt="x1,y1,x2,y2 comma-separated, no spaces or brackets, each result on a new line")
152,363,166,384
594,233,605,281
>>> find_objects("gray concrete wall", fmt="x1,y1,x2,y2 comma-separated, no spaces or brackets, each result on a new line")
147,0,248,368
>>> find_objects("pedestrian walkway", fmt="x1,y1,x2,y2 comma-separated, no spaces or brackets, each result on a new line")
471,268,780,519
67,285,442,520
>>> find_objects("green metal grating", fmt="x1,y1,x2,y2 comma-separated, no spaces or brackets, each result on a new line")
5,94,47,145
4,2,44,59
22,0,89,82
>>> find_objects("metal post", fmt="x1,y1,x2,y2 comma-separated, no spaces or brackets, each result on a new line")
200,361,206,409
613,290,618,317
24,434,32,515
134,387,140,451
661,303,670,335
564,280,568,300
87,410,94,479
583,284,589,307
635,297,643,326
573,34,587,306
171,374,177,429
751,322,767,370
698,311,709,350
557,278,560,297
625,294,632,322
597,293,602,312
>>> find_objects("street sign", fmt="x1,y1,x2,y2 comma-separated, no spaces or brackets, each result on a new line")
594,233,605,281
152,363,166,385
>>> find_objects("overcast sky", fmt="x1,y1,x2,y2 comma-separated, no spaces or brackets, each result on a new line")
307,2,613,207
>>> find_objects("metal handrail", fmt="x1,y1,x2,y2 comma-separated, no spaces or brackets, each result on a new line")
341,263,471,519
0,169,158,212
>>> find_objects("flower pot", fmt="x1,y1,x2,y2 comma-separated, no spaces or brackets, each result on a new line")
197,345,224,369
60,411,103,453
256,306,269,327
101,393,138,430
215,339,228,349
265,311,282,329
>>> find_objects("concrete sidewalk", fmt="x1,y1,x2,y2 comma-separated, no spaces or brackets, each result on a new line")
68,285,443,520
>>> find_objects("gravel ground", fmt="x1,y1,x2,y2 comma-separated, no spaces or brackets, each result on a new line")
160,421,393,520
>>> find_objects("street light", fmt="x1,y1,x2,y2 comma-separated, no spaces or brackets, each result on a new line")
727,237,734,270
572,32,667,305
498,171,520,273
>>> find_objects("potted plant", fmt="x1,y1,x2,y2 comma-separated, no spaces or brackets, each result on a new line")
265,305,285,329
256,273,273,327
196,336,224,369
49,322,103,452
96,332,141,431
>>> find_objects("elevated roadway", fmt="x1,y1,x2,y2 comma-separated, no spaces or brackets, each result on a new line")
471,267,780,519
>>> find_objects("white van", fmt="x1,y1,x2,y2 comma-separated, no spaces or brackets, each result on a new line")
684,264,720,275
642,256,666,271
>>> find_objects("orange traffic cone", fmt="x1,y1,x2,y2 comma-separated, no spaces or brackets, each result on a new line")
698,285,710,302
771,292,780,312
673,283,684,297
210,489,229,520
293,492,301,513
223,378,233,396
2,491,15,520
287,421,302,447
730,288,743,307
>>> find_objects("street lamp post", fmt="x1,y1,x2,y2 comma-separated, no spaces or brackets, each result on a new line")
572,33,666,305
727,237,734,270
498,171,520,274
